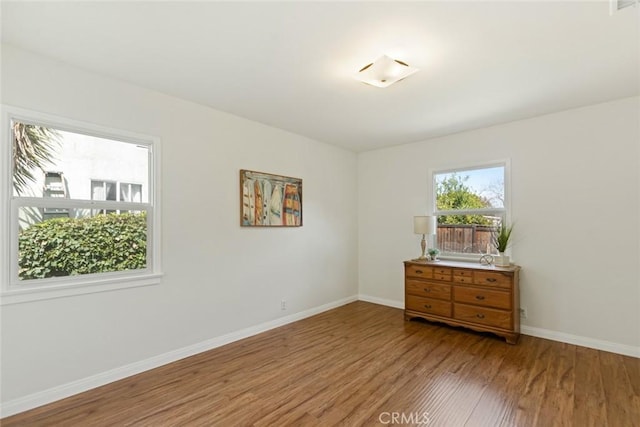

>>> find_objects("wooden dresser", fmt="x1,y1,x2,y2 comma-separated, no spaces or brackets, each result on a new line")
404,259,520,344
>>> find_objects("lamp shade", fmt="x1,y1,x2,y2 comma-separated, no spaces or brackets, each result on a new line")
414,216,436,235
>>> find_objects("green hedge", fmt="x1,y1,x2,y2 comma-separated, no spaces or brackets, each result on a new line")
19,212,147,280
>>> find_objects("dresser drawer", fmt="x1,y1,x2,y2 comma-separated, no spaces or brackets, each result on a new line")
473,271,512,289
453,286,511,310
431,266,452,281
406,295,452,318
454,303,512,330
452,269,474,284
406,279,451,300
454,269,473,278
406,265,433,279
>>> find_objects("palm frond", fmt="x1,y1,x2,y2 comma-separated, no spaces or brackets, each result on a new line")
12,122,61,194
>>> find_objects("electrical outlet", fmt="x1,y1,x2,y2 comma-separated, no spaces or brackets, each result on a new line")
281,300,287,311
519,307,527,319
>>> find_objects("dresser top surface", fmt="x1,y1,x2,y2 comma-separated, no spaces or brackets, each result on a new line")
404,259,520,272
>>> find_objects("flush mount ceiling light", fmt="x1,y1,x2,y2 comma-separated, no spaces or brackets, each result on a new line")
610,0,638,13
354,55,419,88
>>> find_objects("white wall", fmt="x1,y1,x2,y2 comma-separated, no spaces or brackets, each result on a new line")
0,45,358,406
359,96,640,352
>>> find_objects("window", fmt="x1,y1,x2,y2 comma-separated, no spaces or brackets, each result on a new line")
432,162,508,258
92,180,142,203
2,106,161,304
120,182,142,203
91,180,142,214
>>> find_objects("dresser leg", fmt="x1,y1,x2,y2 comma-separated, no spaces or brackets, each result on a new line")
505,334,519,345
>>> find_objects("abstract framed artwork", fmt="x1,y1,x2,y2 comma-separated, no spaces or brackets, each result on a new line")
240,169,302,227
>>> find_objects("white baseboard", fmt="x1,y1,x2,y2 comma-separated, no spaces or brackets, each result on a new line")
357,294,404,309
0,295,358,418
357,294,640,358
521,325,640,358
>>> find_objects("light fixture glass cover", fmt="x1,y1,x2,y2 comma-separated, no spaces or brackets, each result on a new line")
355,55,419,88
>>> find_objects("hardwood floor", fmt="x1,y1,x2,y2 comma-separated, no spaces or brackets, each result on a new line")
3,301,639,426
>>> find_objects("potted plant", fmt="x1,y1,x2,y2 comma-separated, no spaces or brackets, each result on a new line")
427,248,440,262
492,223,513,267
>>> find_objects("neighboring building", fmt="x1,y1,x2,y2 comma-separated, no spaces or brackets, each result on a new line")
18,129,149,228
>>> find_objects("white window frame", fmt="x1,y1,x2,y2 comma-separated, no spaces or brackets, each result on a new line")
429,159,511,261
1,105,162,305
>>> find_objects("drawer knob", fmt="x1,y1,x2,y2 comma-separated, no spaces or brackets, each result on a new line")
424,304,432,309
476,313,485,319
415,270,423,274
423,288,431,293
475,295,485,300
486,278,497,283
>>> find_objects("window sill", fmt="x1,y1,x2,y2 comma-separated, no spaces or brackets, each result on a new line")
439,253,511,264
439,254,484,262
0,272,163,305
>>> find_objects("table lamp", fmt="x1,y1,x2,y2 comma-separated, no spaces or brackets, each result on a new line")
414,216,436,260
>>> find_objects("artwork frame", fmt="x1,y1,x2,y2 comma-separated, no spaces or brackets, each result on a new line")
240,169,302,227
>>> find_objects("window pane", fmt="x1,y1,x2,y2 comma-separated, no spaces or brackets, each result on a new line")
105,182,117,201
436,215,502,255
435,166,504,211
434,164,506,256
91,180,117,214
91,181,105,200
120,182,142,203
12,121,149,202
18,207,147,281
120,183,129,202
131,184,142,202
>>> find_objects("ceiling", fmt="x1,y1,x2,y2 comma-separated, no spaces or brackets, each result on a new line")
1,1,638,152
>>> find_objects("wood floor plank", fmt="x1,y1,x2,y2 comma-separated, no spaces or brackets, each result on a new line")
423,337,500,427
462,335,536,427
535,341,576,426
317,329,445,424
623,354,640,396
357,325,461,425
599,350,640,426
2,302,638,427
573,346,608,427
